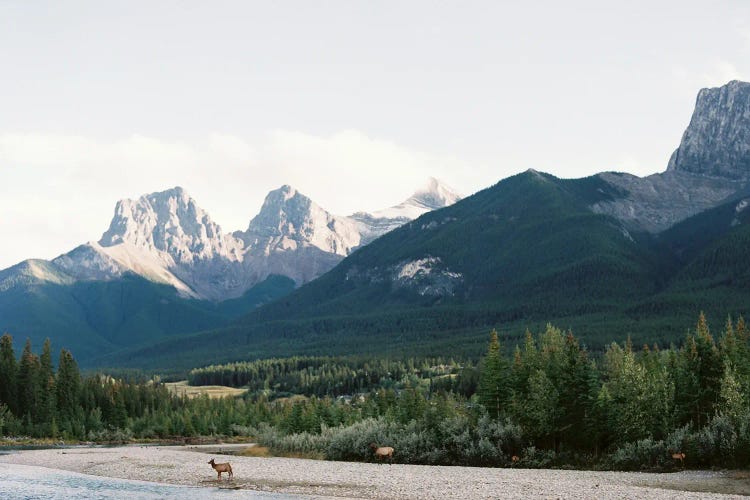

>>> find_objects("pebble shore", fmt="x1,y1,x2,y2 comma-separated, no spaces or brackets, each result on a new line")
0,445,745,499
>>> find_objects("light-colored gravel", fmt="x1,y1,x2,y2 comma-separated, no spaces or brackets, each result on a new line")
0,445,744,499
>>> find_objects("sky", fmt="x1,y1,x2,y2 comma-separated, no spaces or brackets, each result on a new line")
1,0,750,269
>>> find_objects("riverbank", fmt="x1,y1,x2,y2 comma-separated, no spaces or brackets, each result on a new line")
0,445,747,499
0,435,255,448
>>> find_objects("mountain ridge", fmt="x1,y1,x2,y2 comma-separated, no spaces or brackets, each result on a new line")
1,178,462,301
93,80,750,370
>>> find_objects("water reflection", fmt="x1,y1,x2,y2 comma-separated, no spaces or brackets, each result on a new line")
0,463,294,499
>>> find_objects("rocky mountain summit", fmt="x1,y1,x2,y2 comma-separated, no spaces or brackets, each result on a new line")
237,185,362,257
667,80,750,180
3,179,461,301
591,80,750,233
350,177,463,244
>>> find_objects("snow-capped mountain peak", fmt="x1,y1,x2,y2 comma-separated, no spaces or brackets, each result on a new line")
347,178,462,245
370,177,462,220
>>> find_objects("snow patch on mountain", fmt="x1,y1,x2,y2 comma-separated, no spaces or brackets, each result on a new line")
731,198,750,227
371,177,461,220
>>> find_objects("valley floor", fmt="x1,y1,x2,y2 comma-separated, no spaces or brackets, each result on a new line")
0,445,747,499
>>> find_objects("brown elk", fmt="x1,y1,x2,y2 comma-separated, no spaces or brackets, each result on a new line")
208,458,233,479
671,452,685,467
369,443,394,462
511,455,520,465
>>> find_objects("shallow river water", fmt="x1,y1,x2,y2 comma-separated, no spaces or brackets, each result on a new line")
0,463,296,499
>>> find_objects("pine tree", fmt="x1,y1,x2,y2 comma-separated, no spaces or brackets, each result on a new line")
37,339,56,432
0,334,17,414
525,368,560,449
558,332,597,450
111,388,128,429
16,339,41,428
694,312,723,427
56,349,81,425
718,363,746,428
478,329,509,419
674,313,724,427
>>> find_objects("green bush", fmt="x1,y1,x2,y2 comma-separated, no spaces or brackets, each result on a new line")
609,438,668,471
325,418,396,461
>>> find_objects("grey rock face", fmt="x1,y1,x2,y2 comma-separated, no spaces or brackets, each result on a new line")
591,171,741,233
2,180,460,301
235,180,461,288
667,80,750,180
592,81,750,233
53,244,126,282
100,186,243,263
237,185,361,258
344,256,463,297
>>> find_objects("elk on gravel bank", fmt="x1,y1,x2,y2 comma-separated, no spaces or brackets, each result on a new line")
370,443,394,462
208,458,233,479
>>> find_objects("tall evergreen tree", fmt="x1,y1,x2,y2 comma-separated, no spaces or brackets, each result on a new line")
37,339,56,433
16,339,41,426
0,334,17,414
694,312,723,427
56,349,81,425
557,332,597,450
675,313,723,427
478,329,509,418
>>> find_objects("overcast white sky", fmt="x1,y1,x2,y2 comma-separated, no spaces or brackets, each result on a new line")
1,0,750,269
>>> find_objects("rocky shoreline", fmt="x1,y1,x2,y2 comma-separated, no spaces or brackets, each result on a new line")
0,444,747,499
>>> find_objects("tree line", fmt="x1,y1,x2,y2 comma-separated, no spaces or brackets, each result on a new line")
257,313,750,468
187,356,473,398
2,312,749,469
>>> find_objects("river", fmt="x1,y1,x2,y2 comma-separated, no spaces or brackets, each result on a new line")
0,463,296,499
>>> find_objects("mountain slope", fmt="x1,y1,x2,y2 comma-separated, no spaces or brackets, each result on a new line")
0,180,459,361
0,263,293,361
43,179,462,301
98,171,682,369
99,78,750,370
248,171,666,320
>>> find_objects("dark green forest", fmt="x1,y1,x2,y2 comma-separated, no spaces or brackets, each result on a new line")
187,356,477,398
2,312,750,470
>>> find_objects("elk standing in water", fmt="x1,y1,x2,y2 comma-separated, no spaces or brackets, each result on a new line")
369,443,394,462
208,458,233,480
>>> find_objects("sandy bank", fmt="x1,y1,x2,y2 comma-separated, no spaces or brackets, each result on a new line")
0,445,746,499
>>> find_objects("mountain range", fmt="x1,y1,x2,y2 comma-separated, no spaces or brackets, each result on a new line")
0,179,461,359
3,80,750,370
94,80,750,370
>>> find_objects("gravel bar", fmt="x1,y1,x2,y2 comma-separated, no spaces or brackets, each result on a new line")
0,445,744,499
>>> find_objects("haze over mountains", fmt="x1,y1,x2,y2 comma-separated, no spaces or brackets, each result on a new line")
3,80,750,368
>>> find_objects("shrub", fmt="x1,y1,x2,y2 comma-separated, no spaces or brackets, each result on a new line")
609,437,667,471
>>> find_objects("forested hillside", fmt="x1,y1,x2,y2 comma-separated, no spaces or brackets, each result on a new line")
0,272,294,362
97,171,750,370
